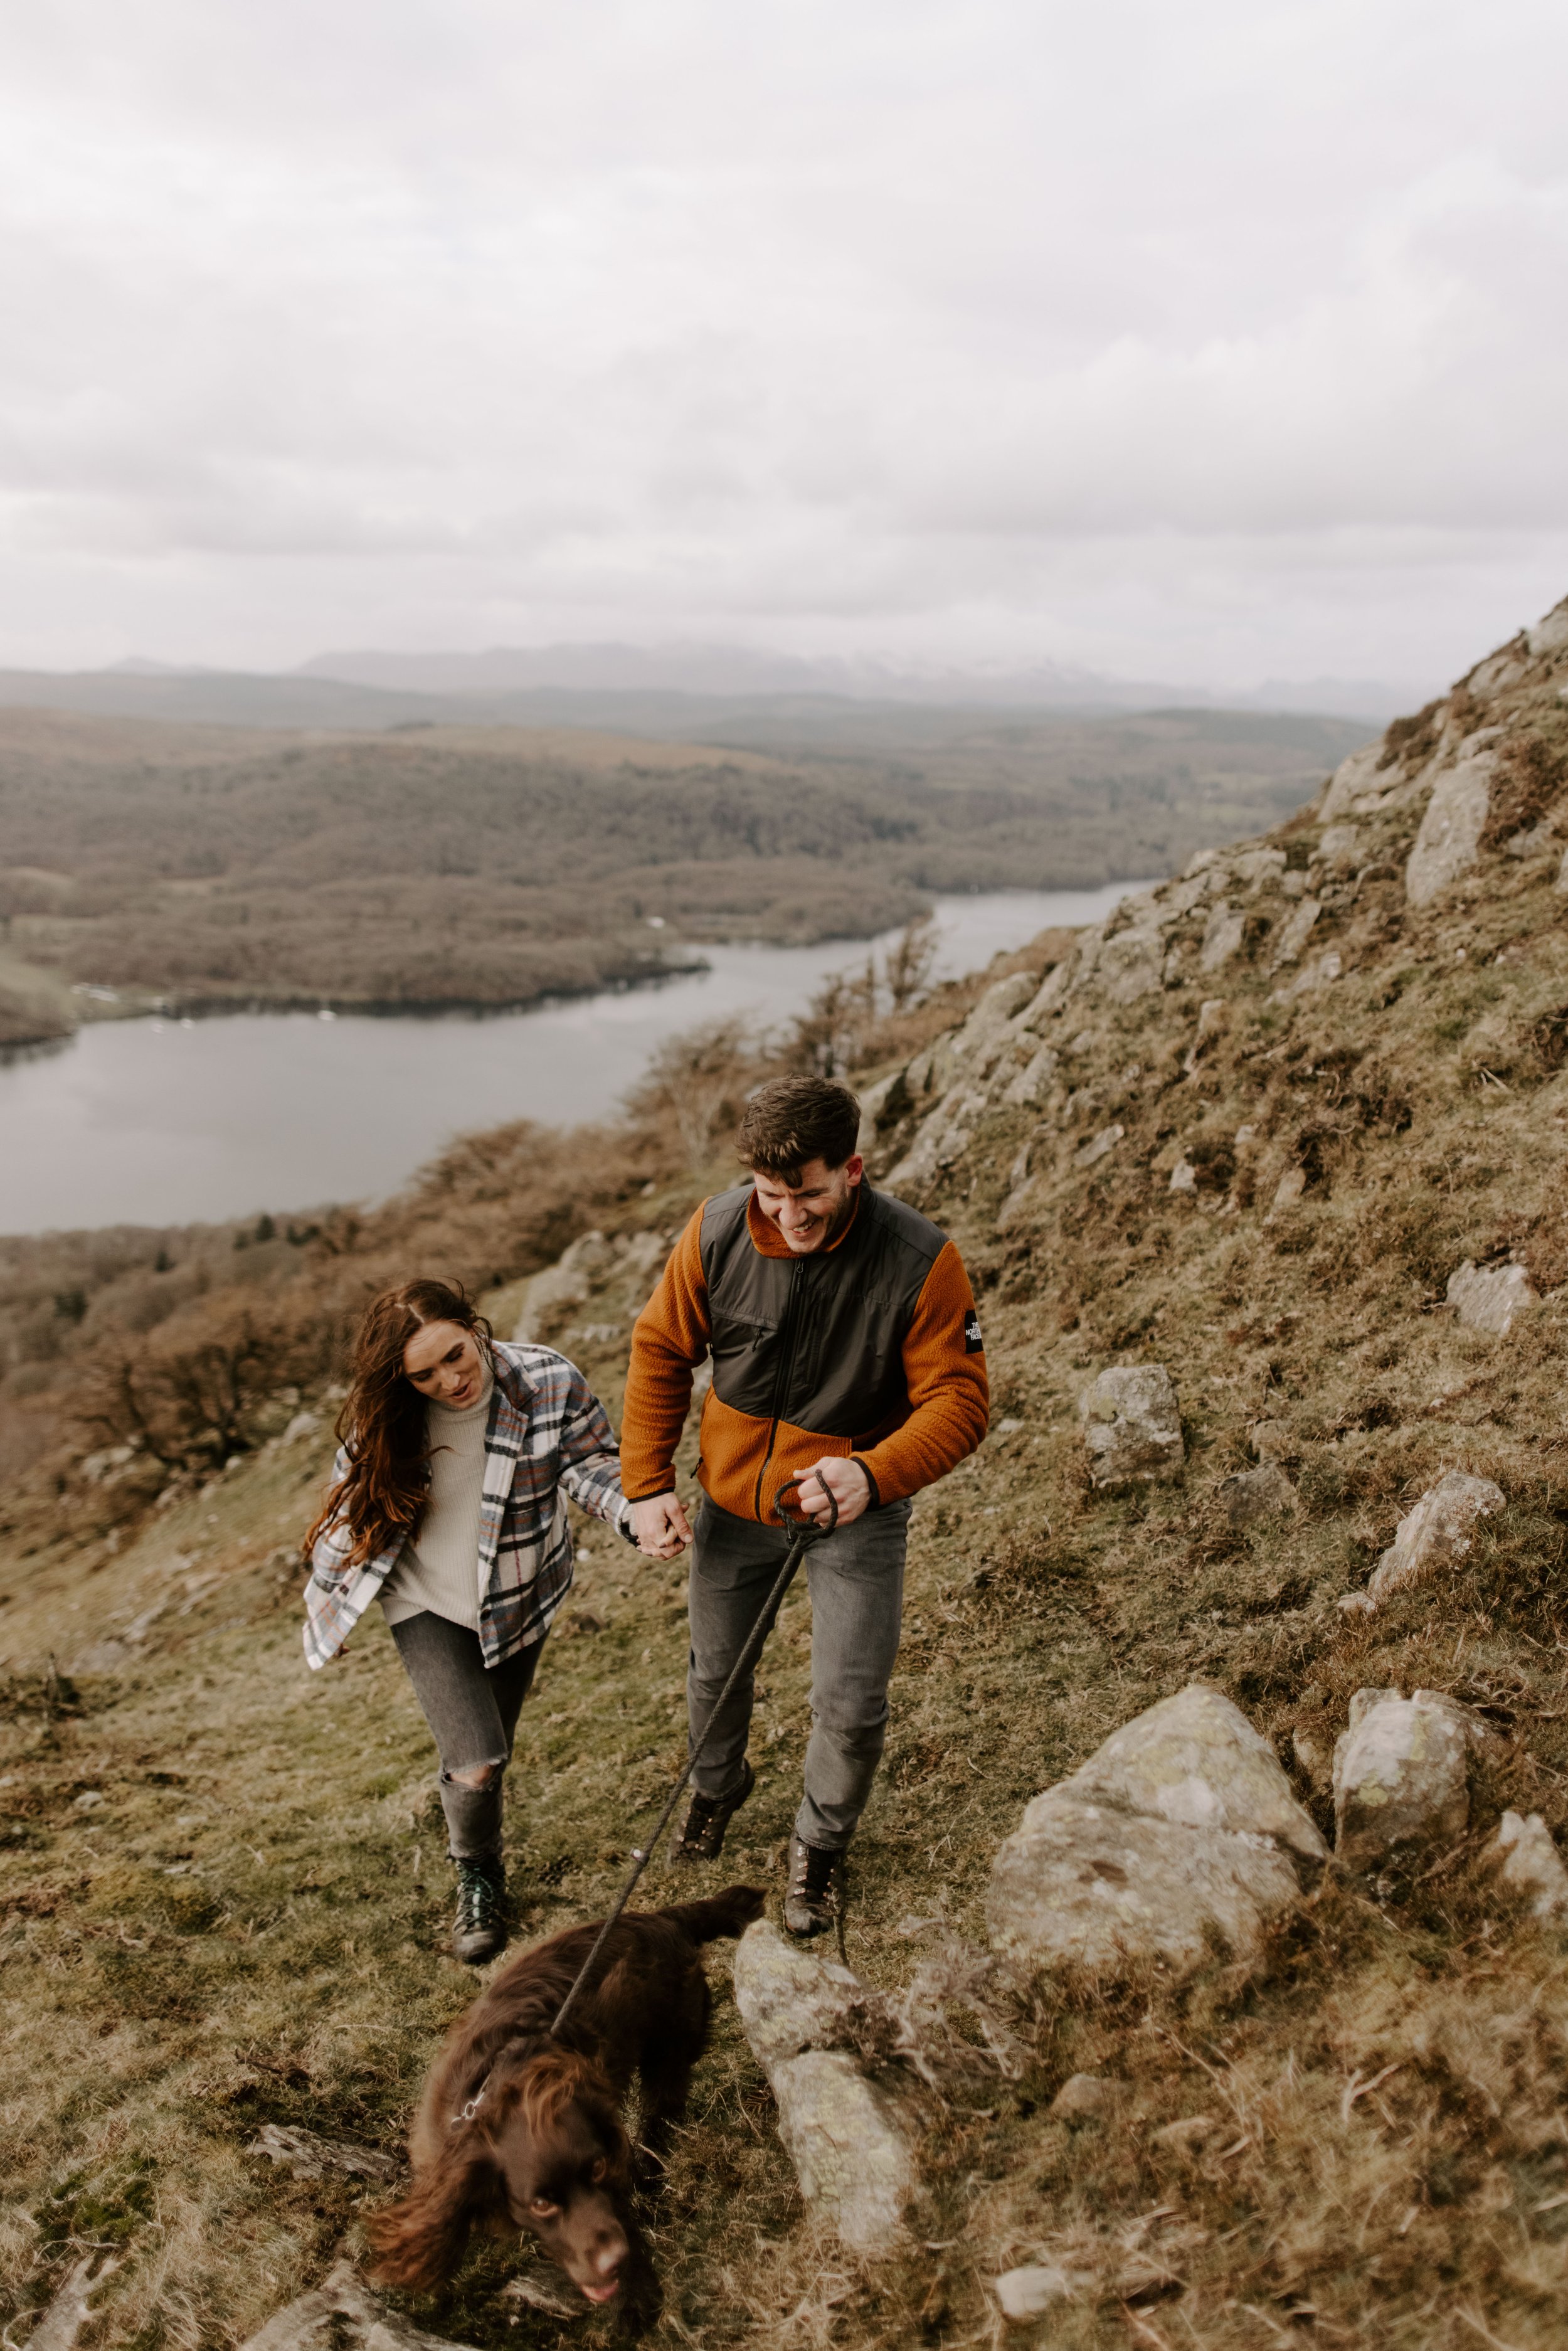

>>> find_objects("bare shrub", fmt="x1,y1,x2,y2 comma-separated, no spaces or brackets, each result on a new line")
622,1018,774,1171
77,1292,334,1472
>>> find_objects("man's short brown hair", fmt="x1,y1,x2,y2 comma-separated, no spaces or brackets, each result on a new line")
736,1075,861,1181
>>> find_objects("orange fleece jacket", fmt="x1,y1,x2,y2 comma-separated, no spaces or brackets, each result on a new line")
620,1187,989,1521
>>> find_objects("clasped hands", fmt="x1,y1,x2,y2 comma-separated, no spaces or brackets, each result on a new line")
627,1455,870,1559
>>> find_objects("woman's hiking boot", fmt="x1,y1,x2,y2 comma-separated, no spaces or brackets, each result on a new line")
452,1852,507,1964
783,1834,844,1938
669,1758,755,1863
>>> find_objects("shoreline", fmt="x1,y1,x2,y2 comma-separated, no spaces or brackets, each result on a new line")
0,948,723,1062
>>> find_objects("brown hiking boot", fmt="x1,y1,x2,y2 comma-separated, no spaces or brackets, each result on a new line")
669,1758,755,1864
783,1834,844,1938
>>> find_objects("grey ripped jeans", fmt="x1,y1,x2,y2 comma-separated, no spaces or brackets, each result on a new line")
390,1613,543,1860
686,1494,911,1852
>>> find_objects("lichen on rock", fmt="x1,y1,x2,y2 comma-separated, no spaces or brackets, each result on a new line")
731,1921,919,2251
1332,1688,1475,1871
1079,1364,1184,1488
987,1685,1325,1977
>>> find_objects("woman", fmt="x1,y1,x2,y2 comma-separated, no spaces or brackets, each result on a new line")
302,1277,633,1964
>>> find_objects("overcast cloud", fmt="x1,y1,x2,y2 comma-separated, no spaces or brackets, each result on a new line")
1,0,1565,691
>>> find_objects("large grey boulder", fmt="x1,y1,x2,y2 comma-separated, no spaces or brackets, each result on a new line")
1406,739,1499,906
1486,1811,1568,1923
1446,1260,1540,1336
1080,1366,1184,1487
239,2259,479,2351
1333,1689,1473,1871
987,1685,1325,1978
731,1923,918,2251
1342,1470,1505,1616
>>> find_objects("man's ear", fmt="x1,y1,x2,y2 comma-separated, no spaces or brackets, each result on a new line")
844,1153,864,1186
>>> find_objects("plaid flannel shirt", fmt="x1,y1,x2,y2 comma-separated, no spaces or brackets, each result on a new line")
302,1342,628,1671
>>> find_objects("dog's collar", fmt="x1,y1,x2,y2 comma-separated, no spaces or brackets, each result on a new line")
452,2072,491,2129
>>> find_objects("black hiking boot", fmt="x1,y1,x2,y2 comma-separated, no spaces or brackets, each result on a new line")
783,1834,844,1939
452,1852,507,1965
669,1758,755,1864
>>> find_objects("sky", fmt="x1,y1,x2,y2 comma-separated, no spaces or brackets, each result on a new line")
1,0,1566,694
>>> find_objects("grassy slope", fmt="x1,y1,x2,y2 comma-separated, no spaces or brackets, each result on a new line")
5,619,1568,2347
0,703,1367,1038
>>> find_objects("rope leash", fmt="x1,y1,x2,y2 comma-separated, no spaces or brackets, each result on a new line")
547,1476,838,2042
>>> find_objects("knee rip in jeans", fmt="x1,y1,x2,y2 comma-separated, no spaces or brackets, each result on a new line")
443,1759,504,1791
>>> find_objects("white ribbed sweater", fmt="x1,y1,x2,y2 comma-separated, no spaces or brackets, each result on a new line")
379,1371,494,1632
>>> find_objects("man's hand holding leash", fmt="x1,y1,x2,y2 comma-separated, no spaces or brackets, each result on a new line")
793,1456,872,1528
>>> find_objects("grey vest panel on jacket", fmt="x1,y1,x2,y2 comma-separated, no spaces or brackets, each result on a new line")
699,1182,946,1441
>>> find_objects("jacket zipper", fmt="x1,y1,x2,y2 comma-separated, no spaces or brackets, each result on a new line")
753,1255,806,1522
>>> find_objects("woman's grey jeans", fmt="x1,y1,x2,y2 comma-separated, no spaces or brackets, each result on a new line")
686,1493,910,1852
390,1612,543,1860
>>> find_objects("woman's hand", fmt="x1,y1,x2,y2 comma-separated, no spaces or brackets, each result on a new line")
630,1492,692,1559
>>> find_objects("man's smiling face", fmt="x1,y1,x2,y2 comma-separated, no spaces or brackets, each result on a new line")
751,1153,863,1254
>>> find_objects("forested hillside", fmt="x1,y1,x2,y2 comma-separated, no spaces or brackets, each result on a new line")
0,704,1368,1043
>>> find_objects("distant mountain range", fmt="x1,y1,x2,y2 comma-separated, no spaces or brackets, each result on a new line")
0,641,1434,736
297,641,1428,720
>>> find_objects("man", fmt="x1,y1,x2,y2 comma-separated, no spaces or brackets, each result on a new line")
621,1073,988,1936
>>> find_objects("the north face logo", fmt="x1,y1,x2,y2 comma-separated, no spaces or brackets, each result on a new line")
964,1308,984,1354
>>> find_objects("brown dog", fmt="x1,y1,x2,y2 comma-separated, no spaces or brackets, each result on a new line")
368,1884,763,2327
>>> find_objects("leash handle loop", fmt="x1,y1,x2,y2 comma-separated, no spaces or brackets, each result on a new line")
773,1470,839,1537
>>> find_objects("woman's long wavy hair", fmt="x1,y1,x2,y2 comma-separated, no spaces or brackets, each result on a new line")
304,1277,494,1569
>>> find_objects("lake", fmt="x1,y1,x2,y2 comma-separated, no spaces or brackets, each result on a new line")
0,884,1143,1234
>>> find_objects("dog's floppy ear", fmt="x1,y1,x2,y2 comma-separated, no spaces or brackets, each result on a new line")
365,2141,499,2292
509,2047,633,2184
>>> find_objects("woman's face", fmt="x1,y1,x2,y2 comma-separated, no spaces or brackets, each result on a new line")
403,1319,487,1408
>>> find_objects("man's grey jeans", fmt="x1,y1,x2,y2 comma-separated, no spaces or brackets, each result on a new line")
391,1612,543,1860
687,1493,910,1852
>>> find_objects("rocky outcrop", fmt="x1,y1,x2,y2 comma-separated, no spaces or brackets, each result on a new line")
1341,1470,1505,1615
1446,1260,1540,1336
1216,1461,1296,1529
731,1923,919,2251
1527,597,1568,657
239,2260,479,2351
512,1228,669,1344
1486,1810,1568,1923
987,1685,1325,1977
1318,740,1388,822
1406,736,1500,906
1332,1689,1474,1871
1080,1365,1184,1487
